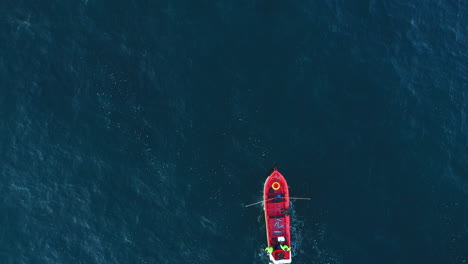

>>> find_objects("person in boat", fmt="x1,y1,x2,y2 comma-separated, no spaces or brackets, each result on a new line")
280,244,292,251
265,247,273,254
273,194,282,202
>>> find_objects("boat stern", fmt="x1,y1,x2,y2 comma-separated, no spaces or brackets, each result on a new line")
268,255,292,264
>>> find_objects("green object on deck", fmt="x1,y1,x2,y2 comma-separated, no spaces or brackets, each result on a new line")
280,244,291,251
265,247,273,254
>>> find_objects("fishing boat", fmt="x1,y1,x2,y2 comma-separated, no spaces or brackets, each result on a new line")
263,168,292,264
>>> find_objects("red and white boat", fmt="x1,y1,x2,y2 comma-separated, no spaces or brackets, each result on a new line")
263,168,292,264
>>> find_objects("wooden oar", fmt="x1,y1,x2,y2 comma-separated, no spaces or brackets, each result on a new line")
244,197,311,207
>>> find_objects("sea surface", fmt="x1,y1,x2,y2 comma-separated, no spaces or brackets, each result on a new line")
1,0,467,263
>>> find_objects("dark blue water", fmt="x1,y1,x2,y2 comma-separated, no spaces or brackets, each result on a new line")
1,0,467,263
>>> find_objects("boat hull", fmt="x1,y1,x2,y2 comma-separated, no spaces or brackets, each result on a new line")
263,169,292,264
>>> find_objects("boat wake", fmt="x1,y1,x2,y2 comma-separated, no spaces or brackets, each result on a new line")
288,201,305,258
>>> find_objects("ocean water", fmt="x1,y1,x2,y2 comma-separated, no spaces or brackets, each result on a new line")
1,0,467,263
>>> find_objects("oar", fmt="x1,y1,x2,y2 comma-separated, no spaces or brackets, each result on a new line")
244,197,311,207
